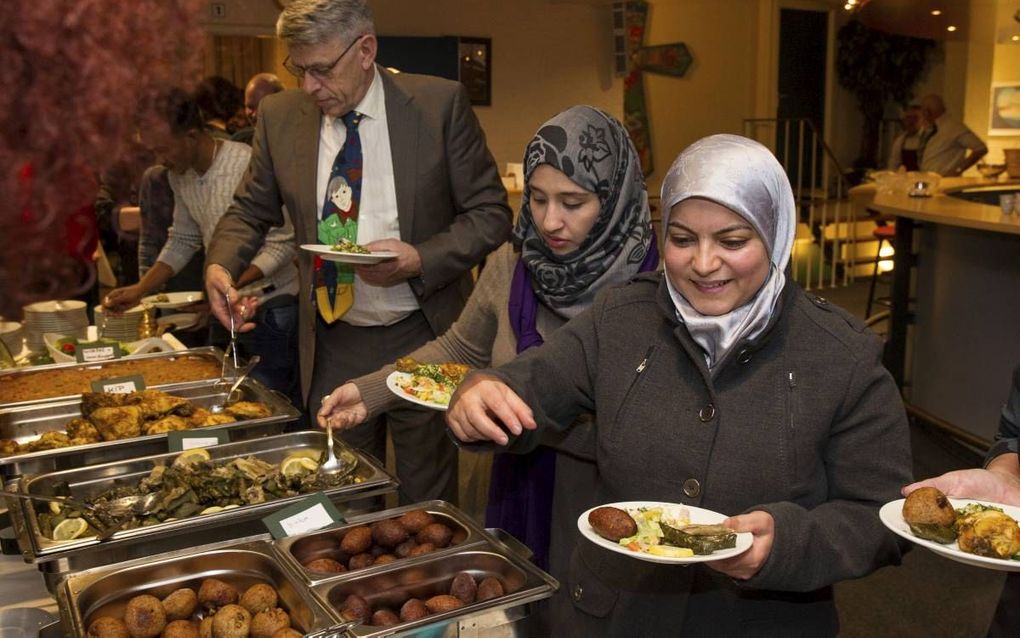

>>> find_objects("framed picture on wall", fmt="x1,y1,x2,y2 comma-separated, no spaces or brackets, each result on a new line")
988,82,1020,135
459,37,491,106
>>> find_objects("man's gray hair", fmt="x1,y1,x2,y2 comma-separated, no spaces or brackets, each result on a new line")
277,0,375,46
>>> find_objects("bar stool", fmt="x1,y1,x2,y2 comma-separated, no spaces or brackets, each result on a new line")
865,223,896,319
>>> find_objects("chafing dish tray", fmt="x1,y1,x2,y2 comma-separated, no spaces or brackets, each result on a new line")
277,500,489,586
57,536,339,637
313,544,558,637
0,346,224,408
8,431,397,571
0,376,299,481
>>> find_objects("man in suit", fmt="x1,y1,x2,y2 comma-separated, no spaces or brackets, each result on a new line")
205,0,511,504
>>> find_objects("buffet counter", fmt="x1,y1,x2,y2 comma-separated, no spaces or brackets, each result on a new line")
869,180,1020,443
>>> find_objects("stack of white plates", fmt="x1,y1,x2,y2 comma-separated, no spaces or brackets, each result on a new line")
22,300,89,352
93,304,147,342
0,320,24,354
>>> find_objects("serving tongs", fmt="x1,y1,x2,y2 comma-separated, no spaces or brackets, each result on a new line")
211,354,260,414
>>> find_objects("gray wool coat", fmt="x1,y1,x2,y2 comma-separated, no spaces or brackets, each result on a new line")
486,272,912,637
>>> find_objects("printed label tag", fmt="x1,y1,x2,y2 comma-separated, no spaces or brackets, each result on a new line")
89,375,146,394
167,430,229,452
75,341,121,363
262,492,345,539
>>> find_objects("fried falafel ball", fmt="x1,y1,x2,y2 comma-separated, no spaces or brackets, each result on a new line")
197,578,239,612
162,588,199,621
211,604,251,638
123,594,167,638
250,608,291,638
902,486,958,543
239,583,279,615
161,619,200,638
86,616,131,638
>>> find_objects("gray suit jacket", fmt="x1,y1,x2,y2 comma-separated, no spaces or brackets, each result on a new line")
207,68,512,399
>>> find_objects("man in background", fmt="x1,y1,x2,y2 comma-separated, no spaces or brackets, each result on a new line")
886,104,925,171
232,73,286,145
205,0,511,505
918,94,987,176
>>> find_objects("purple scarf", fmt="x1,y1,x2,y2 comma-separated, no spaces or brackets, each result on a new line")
487,238,659,569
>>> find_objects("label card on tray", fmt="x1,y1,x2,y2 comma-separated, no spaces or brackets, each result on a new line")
167,430,229,452
89,375,146,394
262,492,346,539
76,341,122,363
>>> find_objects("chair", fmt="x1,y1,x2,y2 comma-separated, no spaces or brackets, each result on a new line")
865,223,896,320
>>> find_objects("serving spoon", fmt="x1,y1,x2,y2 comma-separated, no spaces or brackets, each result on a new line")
211,355,260,414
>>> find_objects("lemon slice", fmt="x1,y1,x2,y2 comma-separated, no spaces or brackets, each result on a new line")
646,545,694,558
281,456,319,478
52,517,89,541
49,501,62,515
173,448,211,467
200,506,224,515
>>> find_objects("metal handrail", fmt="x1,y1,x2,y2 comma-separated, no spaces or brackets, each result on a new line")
743,116,869,290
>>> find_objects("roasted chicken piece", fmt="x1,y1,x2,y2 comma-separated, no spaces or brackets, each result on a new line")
223,401,272,420
65,417,101,444
145,415,193,435
90,405,144,441
22,431,71,451
189,407,237,427
957,509,1020,559
132,390,193,419
0,439,20,455
81,391,135,416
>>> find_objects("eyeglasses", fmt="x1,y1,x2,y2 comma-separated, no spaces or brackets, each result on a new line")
283,34,365,81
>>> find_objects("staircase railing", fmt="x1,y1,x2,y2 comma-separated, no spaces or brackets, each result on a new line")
742,117,864,290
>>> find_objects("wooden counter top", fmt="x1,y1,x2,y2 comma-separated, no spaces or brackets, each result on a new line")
870,180,1020,236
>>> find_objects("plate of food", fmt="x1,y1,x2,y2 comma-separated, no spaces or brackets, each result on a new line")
880,488,1020,571
385,357,471,411
141,291,204,309
578,501,753,564
300,241,398,265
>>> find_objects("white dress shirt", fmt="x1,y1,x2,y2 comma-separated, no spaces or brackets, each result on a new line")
316,67,419,326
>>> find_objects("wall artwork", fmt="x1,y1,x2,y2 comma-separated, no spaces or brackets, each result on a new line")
988,82,1020,136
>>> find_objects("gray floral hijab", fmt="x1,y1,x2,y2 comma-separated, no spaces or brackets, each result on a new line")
660,134,795,370
513,105,654,319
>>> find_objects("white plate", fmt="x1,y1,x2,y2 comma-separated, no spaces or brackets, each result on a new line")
879,498,1020,572
577,501,753,565
141,291,205,309
300,244,398,264
157,313,201,331
386,371,449,411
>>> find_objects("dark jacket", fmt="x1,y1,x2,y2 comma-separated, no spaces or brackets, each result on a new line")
488,273,912,637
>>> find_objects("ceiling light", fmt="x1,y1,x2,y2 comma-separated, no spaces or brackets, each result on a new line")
1012,35,1020,41
931,9,942,16
946,25,957,32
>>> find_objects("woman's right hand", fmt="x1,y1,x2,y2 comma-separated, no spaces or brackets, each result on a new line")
446,374,536,446
317,383,368,430
103,285,143,313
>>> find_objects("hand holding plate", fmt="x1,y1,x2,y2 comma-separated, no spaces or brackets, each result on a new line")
705,510,775,580
355,239,421,287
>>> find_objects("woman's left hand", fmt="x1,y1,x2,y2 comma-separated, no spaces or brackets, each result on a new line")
706,510,775,580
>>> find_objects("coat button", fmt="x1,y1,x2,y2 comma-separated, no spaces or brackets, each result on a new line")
698,403,716,422
813,295,829,305
737,349,752,364
572,584,583,601
683,478,701,498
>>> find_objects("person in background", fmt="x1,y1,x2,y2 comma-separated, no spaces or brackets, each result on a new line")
446,134,912,636
903,364,1020,638
194,75,245,139
317,106,658,576
104,89,300,403
886,104,925,171
231,73,286,145
918,94,987,176
204,0,511,506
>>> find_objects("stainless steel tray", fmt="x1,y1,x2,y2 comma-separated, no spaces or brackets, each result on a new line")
276,501,490,586
0,376,300,481
8,431,398,571
312,546,558,637
0,346,225,409
57,537,339,637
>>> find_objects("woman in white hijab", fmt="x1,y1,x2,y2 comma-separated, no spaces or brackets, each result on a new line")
447,134,912,636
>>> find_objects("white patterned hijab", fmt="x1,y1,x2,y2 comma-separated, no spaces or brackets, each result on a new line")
660,134,795,370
